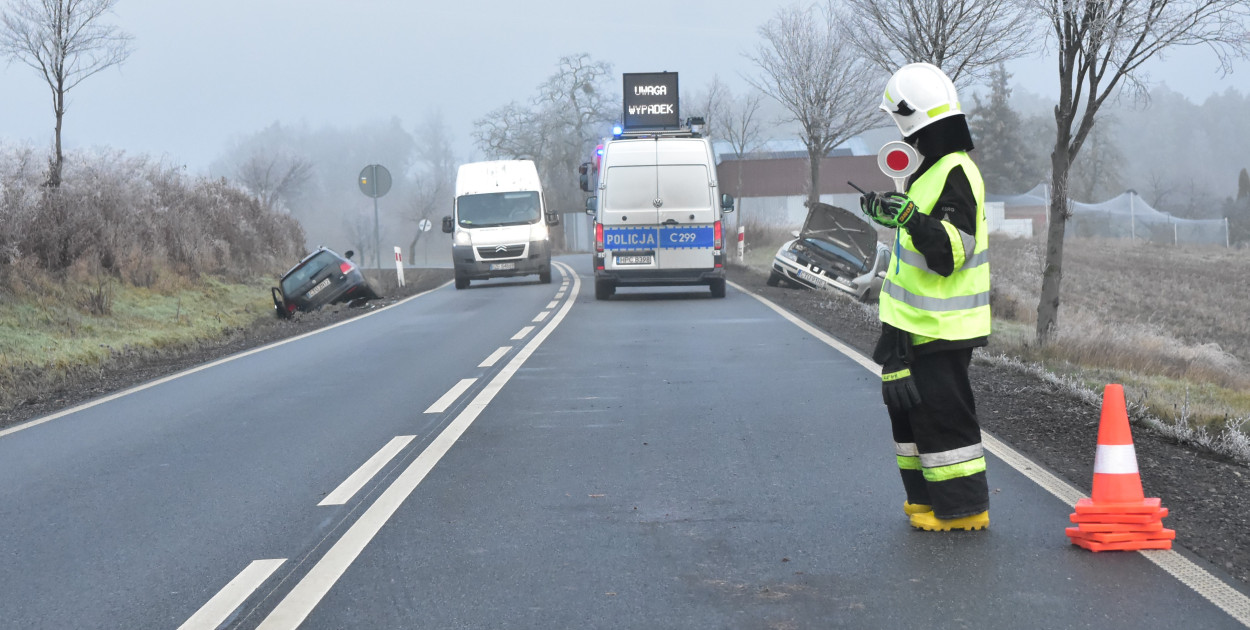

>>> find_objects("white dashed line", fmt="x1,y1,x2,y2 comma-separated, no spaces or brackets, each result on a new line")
479,346,512,368
512,326,535,340
546,300,559,310
255,261,581,630
318,436,416,506
532,311,550,322
178,559,285,630
424,378,477,414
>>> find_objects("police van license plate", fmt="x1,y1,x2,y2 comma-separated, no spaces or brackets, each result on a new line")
489,262,516,271
616,255,652,265
306,277,331,298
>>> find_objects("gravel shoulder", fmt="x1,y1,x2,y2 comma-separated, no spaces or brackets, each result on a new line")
4,263,1247,589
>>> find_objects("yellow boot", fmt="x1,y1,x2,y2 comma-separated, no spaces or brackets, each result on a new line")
909,510,989,531
903,501,931,516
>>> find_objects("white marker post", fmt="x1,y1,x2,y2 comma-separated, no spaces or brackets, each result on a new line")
737,225,745,261
393,246,405,287
877,141,921,193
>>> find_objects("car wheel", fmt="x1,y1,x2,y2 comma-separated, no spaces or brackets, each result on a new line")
539,268,552,284
710,278,726,298
766,270,782,287
455,275,470,290
594,279,614,300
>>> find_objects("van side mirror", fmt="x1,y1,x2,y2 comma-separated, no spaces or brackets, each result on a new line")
545,211,560,226
585,196,598,215
344,250,355,260
441,216,454,233
721,193,735,213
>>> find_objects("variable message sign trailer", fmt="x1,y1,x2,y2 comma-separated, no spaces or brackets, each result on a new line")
582,72,735,300
442,160,558,289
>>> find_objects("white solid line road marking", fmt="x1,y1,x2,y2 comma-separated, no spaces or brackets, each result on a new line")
533,311,550,322
478,346,512,368
0,280,451,440
318,436,417,506
255,262,580,630
546,300,559,309
512,326,535,340
423,378,477,414
731,280,1250,626
178,559,285,630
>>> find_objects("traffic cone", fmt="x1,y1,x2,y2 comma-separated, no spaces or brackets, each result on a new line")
1065,384,1173,552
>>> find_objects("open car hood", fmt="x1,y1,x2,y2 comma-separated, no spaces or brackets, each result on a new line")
797,202,878,265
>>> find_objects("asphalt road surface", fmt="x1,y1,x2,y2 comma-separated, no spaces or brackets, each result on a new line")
2,256,1247,629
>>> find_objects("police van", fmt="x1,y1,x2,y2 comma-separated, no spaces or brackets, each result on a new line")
442,159,559,289
581,72,735,300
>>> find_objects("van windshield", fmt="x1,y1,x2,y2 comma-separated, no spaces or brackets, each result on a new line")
457,191,541,227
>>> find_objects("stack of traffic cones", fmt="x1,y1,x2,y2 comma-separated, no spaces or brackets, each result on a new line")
1065,384,1175,552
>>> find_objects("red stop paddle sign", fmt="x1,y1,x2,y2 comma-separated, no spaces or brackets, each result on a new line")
877,141,920,192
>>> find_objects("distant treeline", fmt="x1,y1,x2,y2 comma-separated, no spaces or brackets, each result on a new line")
0,146,305,289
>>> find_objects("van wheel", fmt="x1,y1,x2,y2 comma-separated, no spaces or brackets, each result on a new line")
766,270,782,287
595,279,614,300
455,275,470,290
539,268,552,284
710,278,726,298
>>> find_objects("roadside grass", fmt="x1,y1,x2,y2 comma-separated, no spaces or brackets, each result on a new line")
0,272,272,407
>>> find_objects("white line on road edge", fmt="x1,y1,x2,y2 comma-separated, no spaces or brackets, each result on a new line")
255,261,580,630
178,559,286,630
479,346,512,368
732,281,1250,626
512,326,535,340
318,436,417,506
0,280,453,440
424,378,477,414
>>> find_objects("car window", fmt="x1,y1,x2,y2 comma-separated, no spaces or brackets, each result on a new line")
603,166,657,210
457,191,540,227
656,164,710,209
281,251,339,295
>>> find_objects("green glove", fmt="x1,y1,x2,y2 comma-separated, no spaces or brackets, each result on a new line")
868,192,919,228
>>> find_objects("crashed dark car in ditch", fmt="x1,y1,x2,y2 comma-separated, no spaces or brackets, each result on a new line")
768,202,891,302
272,247,380,318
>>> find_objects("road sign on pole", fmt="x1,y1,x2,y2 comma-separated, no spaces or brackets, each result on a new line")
418,218,432,232
359,165,392,271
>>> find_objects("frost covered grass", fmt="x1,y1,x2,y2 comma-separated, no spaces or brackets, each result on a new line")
988,235,1250,461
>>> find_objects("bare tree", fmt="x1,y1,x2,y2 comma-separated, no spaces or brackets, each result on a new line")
0,0,133,188
1033,0,1250,342
407,112,456,262
233,152,313,211
841,0,1038,87
747,1,879,209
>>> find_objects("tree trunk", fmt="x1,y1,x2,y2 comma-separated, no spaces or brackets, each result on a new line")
51,87,65,188
807,148,821,210
1036,134,1071,343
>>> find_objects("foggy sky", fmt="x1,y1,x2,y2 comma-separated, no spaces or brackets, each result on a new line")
0,0,1244,172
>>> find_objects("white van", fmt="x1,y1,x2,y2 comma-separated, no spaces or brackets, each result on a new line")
583,129,735,299
442,160,558,289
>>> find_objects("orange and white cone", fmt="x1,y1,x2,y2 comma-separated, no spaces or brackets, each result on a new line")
1065,384,1173,552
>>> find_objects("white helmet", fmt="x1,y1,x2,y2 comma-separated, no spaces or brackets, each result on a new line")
879,62,961,138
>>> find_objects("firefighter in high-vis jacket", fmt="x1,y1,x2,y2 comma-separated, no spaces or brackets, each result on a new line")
858,62,991,531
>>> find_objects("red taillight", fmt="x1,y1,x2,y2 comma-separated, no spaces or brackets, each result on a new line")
713,220,723,250
339,261,354,274
286,302,297,313
595,222,604,253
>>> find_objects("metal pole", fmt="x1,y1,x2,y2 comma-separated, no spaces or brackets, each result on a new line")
1129,192,1136,242
1227,217,1231,249
372,165,381,271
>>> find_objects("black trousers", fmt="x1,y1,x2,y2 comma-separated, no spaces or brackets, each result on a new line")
888,347,989,519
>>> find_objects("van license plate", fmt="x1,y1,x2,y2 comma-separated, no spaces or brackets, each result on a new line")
616,255,653,265
489,262,516,271
306,277,331,298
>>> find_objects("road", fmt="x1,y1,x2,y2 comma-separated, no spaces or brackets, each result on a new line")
1,255,1247,629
